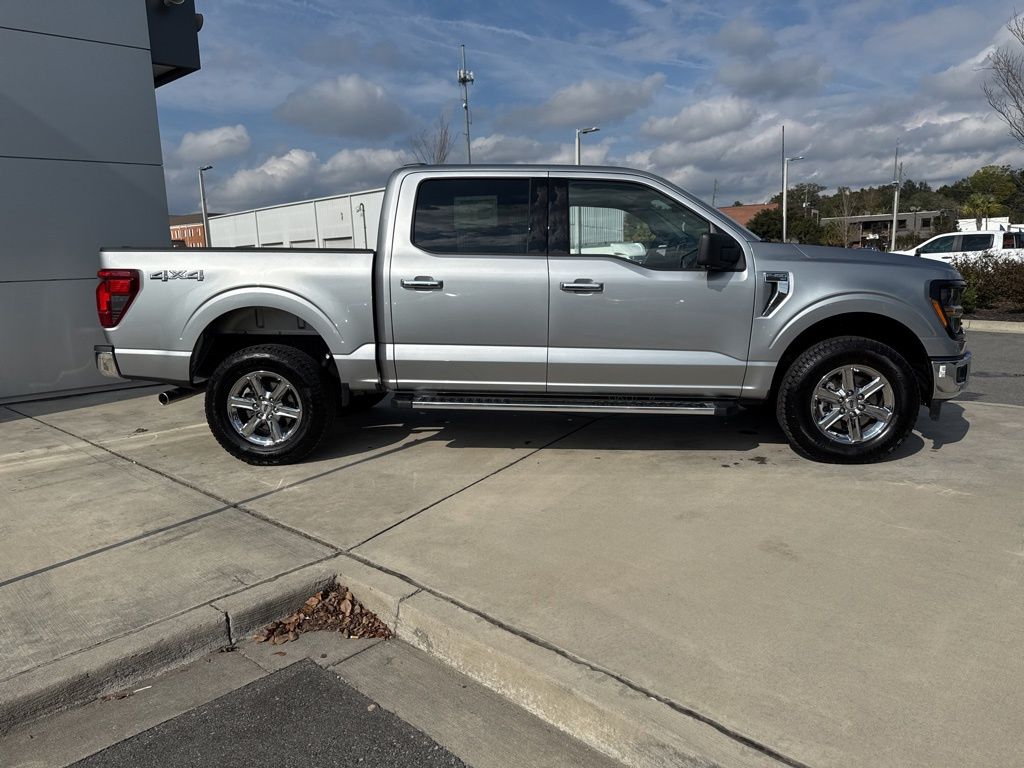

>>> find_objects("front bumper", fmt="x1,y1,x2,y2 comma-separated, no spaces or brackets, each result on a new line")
931,350,971,401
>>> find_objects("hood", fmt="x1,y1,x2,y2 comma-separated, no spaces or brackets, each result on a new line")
749,241,961,277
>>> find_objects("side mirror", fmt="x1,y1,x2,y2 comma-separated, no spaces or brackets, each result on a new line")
914,248,922,257
697,232,743,270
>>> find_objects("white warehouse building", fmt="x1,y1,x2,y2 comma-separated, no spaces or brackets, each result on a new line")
208,187,385,250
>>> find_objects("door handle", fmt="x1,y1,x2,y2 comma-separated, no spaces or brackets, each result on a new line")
401,276,444,290
560,279,604,293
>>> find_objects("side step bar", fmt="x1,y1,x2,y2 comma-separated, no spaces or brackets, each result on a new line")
392,392,738,416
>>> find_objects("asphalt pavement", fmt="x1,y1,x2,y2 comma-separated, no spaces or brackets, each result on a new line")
963,329,1024,405
72,661,467,768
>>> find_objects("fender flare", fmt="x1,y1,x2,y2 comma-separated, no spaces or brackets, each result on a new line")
766,292,940,358
180,287,347,356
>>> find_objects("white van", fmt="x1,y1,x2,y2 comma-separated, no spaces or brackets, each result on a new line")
893,230,1024,263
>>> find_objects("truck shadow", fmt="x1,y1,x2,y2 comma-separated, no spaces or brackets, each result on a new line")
318,400,971,463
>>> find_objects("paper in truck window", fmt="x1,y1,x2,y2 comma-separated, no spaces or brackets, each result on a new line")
453,195,498,231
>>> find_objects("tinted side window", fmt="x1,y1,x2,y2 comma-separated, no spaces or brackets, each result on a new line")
559,180,711,271
960,234,993,252
919,236,956,254
413,178,532,255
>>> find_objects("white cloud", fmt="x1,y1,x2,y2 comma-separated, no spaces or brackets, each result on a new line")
643,96,756,142
276,75,410,138
176,124,251,164
211,146,408,210
508,74,667,129
717,53,831,100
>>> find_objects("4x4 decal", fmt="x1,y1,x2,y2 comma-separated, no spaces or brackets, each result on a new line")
150,270,204,282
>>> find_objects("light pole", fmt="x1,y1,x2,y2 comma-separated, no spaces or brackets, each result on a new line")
781,155,803,243
198,165,213,247
575,126,599,165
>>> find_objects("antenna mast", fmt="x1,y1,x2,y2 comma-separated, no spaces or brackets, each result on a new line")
457,44,475,163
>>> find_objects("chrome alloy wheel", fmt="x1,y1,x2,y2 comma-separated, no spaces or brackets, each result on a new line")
811,364,895,445
226,370,303,447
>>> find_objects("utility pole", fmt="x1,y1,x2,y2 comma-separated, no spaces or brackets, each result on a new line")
889,140,902,251
457,45,474,163
198,165,212,247
711,178,718,207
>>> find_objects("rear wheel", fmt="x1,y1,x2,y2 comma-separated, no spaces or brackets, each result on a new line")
205,344,334,465
776,336,919,463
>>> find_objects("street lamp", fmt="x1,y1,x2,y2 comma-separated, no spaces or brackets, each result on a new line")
575,127,599,165
198,165,213,247
782,155,803,243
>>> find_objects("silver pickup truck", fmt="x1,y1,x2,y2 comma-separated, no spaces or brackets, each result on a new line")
95,164,970,465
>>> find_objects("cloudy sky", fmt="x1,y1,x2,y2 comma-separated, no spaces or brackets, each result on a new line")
157,0,1024,214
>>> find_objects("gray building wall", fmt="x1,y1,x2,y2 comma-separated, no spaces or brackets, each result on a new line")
0,3,173,402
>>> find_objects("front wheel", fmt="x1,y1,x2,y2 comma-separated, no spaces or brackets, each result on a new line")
776,336,920,463
205,344,335,465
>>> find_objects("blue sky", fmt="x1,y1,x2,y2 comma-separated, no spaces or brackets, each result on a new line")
157,0,1024,214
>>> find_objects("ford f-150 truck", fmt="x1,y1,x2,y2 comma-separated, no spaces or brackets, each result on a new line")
94,165,971,465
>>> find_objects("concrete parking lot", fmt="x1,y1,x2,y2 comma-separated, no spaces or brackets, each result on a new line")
1,331,1022,767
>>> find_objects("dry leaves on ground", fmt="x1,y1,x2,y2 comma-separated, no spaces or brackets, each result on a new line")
253,581,392,645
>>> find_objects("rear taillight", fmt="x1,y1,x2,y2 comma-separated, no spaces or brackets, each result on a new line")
929,279,964,338
96,269,140,328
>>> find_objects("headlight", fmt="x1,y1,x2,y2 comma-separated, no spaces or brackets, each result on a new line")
929,280,964,338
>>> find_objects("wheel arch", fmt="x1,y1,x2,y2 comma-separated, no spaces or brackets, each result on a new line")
188,300,336,383
768,312,934,405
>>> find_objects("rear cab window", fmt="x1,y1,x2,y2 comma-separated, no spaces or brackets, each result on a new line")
960,234,993,252
412,178,546,255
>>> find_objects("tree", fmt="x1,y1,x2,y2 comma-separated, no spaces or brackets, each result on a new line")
961,193,1004,230
747,206,825,244
409,113,456,164
984,13,1024,147
969,165,1017,202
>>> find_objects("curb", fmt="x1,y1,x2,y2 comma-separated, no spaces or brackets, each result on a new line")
0,605,226,736
2,554,794,768
393,590,789,768
963,319,1024,334
0,555,417,736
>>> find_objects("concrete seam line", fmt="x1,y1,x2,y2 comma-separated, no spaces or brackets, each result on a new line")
9,404,441,552
6,407,343,555
346,417,602,552
343,552,810,768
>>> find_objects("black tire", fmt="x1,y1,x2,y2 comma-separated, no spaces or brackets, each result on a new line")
776,336,920,463
339,391,388,415
205,344,335,465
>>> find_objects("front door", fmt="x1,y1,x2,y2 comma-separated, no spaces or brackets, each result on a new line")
546,178,755,397
389,175,549,391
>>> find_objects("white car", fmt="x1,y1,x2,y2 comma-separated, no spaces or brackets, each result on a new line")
893,230,1024,263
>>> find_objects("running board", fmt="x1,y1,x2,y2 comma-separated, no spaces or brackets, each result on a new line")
393,392,737,416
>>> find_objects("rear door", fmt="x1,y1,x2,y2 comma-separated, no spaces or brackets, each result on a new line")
545,176,755,397
388,174,549,391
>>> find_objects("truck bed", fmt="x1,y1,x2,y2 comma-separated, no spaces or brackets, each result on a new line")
97,247,378,387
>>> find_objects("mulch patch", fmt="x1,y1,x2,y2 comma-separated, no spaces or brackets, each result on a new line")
253,581,392,645
966,305,1024,322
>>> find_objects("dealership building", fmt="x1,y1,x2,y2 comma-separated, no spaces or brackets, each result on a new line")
0,1,201,402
